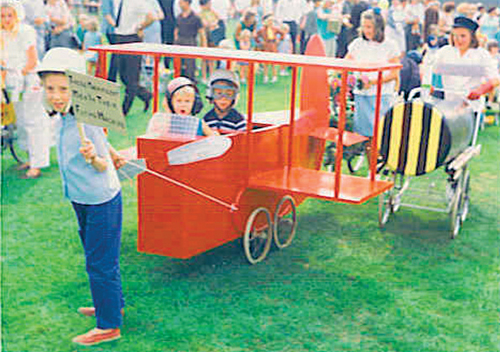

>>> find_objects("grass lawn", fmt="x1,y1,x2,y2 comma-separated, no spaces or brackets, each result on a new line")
2,68,500,352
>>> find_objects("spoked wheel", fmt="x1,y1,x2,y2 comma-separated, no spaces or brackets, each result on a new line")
449,183,463,239
392,174,409,213
347,151,365,174
323,144,336,172
378,189,393,227
378,172,396,227
273,196,297,249
243,207,273,264
2,125,24,164
460,169,470,224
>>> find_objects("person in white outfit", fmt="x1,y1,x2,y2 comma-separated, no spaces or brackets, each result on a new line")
1,0,51,178
346,8,400,138
432,16,500,118
20,0,48,60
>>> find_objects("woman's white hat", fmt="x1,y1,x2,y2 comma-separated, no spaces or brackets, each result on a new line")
0,0,25,22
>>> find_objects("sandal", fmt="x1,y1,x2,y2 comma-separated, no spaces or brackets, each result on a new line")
16,162,30,171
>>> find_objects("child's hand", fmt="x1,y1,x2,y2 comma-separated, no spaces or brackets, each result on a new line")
79,139,96,160
109,145,127,169
112,153,127,170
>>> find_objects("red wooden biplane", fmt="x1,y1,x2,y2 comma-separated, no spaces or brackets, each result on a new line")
91,35,401,264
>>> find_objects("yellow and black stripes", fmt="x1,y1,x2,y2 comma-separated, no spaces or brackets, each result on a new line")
378,101,450,176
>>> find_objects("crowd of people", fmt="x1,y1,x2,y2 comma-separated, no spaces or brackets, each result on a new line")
1,0,499,348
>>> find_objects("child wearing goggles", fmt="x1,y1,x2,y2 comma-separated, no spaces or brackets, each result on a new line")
203,69,247,132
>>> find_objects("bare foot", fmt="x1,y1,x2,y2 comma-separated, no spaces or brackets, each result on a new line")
21,168,41,179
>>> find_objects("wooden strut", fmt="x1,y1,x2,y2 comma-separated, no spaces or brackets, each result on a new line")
126,160,238,212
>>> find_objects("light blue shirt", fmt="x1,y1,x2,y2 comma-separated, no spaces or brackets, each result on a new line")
54,112,121,205
101,0,115,35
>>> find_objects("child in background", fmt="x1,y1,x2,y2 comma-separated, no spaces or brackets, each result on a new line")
36,47,126,347
238,29,252,83
75,14,89,50
277,23,292,76
146,77,215,138
203,69,246,132
424,24,439,53
255,14,284,83
83,16,102,75
234,9,257,50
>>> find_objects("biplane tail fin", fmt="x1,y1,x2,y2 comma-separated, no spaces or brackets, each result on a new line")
298,34,330,134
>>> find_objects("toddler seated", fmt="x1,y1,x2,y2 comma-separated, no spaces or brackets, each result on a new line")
146,77,215,138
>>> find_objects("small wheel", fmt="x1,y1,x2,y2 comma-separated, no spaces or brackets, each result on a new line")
378,190,393,227
3,125,24,164
273,196,297,249
450,185,462,239
347,151,365,174
460,169,470,224
392,174,408,213
378,172,396,227
243,207,273,264
323,143,336,172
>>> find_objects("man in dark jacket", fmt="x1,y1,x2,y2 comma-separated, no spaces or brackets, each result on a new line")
159,0,175,68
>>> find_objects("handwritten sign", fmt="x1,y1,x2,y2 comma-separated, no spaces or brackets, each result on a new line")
66,70,126,134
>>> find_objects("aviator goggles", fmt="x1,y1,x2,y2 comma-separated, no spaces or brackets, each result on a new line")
212,84,237,99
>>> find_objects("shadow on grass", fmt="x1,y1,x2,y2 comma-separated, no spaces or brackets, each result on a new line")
379,209,452,246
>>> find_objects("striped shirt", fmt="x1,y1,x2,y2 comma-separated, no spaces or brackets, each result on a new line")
203,108,247,132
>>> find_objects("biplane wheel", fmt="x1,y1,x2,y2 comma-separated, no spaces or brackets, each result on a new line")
450,183,463,239
460,169,470,224
273,195,297,249
243,207,273,264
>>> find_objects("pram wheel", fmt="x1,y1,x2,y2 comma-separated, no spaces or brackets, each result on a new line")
378,172,396,227
460,169,470,224
449,182,463,239
346,150,365,173
1,124,24,164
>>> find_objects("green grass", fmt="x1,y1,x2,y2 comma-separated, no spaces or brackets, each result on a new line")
2,75,500,351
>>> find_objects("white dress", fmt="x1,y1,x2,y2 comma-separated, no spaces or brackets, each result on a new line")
347,37,400,96
1,23,51,168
